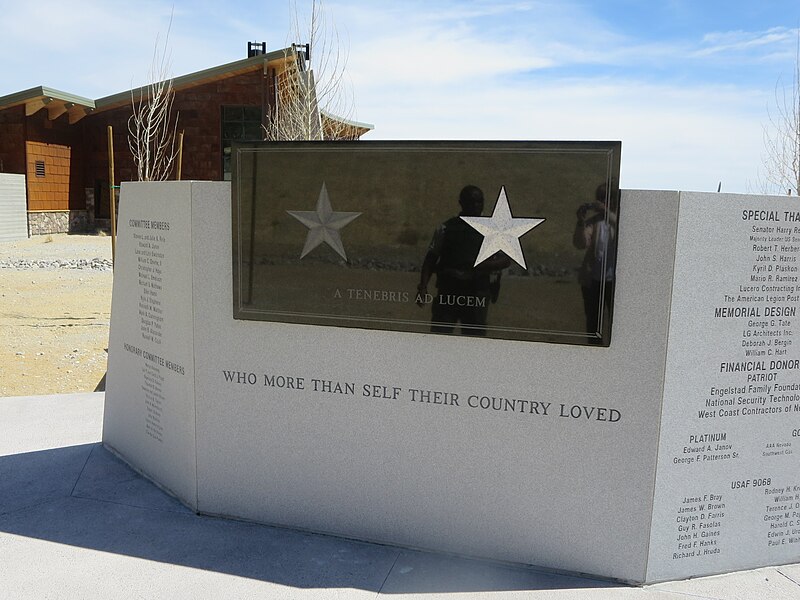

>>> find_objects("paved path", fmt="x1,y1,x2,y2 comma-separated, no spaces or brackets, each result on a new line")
1,392,800,599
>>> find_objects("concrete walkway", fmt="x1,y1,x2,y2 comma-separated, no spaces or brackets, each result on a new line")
2,393,800,599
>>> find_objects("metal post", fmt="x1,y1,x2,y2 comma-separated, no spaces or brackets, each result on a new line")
176,131,184,180
107,125,117,264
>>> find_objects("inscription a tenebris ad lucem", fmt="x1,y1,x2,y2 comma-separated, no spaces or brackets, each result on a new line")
232,141,621,345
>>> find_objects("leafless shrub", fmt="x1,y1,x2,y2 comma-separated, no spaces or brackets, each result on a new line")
265,0,357,141
760,30,800,196
128,23,180,180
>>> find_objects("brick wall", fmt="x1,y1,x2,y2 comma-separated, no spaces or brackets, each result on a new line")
83,68,268,187
177,69,267,180
1,66,269,218
0,107,26,175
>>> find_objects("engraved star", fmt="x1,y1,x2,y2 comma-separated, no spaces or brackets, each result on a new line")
287,182,361,261
460,186,544,269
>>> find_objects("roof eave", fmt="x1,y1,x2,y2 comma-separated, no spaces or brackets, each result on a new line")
94,48,291,112
320,109,374,138
0,86,95,112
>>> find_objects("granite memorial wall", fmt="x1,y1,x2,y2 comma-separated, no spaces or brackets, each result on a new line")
103,145,800,584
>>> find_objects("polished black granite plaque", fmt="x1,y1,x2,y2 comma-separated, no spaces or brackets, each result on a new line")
232,141,620,345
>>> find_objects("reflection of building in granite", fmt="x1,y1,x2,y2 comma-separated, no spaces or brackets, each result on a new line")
0,43,372,236
573,183,617,344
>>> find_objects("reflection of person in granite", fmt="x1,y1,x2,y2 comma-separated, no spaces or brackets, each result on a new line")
573,183,617,344
417,185,510,336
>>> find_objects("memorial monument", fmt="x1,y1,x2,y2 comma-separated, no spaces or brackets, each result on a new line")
103,141,800,584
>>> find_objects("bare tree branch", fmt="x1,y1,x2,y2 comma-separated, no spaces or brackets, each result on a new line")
128,19,180,180
760,28,800,197
265,0,358,141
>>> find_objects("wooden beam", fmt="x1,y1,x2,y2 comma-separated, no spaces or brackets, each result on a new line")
47,102,68,120
68,106,91,124
25,97,52,117
108,126,117,264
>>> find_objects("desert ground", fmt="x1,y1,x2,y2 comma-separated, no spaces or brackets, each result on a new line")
0,232,594,397
0,234,113,397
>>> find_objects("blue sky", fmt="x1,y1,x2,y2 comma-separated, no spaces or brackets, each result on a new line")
0,0,798,193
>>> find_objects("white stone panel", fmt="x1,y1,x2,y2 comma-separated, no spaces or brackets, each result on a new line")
191,188,678,583
103,181,197,509
647,192,800,582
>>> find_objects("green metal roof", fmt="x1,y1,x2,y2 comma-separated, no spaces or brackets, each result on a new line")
0,49,373,134
0,86,95,111
0,50,289,114
320,109,374,132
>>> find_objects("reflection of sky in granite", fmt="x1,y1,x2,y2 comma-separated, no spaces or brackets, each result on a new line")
233,142,619,345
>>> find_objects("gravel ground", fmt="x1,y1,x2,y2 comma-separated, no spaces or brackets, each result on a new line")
0,234,113,397
0,233,113,264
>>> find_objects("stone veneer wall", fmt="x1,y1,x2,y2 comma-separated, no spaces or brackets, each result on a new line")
28,210,89,235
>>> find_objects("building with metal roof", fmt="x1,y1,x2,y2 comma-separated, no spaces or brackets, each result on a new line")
0,45,372,235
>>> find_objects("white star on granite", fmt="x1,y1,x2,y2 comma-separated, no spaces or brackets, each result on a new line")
287,182,361,261
460,186,544,269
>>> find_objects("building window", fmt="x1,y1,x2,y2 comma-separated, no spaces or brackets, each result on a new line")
221,106,263,181
35,160,45,177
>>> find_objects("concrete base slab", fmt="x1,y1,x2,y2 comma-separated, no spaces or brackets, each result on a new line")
0,444,93,516
648,567,800,600
0,392,103,454
72,444,192,514
1,392,799,599
0,495,397,598
380,551,618,596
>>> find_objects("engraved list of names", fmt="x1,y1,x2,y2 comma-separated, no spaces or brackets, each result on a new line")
648,195,800,581
132,219,169,346
121,217,188,444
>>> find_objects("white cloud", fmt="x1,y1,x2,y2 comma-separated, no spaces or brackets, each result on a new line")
337,0,624,79
0,0,288,97
695,27,798,59
0,0,791,193
329,2,791,192
0,0,175,94
347,25,553,87
357,77,767,192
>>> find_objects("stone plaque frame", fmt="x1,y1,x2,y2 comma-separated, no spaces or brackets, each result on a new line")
232,141,621,345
